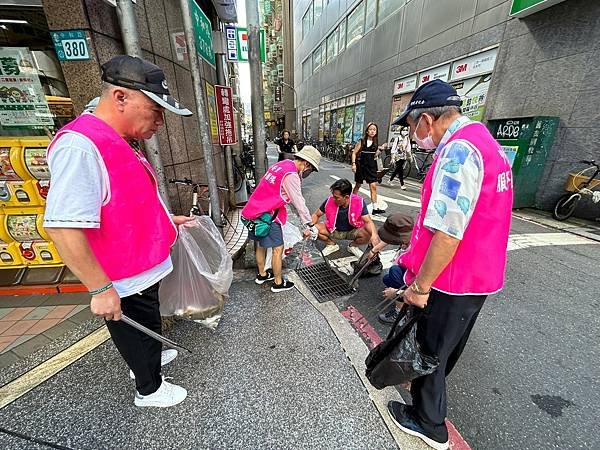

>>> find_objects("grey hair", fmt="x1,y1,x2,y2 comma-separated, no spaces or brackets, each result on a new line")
407,105,462,122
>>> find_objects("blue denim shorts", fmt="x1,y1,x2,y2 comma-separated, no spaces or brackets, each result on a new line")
248,222,284,248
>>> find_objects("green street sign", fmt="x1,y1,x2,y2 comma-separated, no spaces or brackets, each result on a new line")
50,30,91,61
190,0,215,66
510,0,567,18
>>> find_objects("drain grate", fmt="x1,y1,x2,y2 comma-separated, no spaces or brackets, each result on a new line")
296,262,355,302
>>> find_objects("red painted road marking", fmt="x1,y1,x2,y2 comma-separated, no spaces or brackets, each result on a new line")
342,305,472,450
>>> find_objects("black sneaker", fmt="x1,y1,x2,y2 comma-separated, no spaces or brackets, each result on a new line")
372,208,386,215
378,305,401,324
388,400,449,450
271,279,295,293
255,269,275,285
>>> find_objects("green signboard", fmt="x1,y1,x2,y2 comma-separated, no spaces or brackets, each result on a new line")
510,0,567,18
225,26,266,63
190,0,215,66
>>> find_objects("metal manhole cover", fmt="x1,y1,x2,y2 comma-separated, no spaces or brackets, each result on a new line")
296,262,355,302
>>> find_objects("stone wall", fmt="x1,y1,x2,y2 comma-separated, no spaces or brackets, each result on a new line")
42,0,227,215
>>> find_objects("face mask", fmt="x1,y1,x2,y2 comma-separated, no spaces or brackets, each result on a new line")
413,116,436,150
301,165,313,179
401,130,408,136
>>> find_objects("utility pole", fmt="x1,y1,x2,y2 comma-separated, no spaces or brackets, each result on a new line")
245,0,267,179
179,0,223,227
281,0,296,134
115,0,171,210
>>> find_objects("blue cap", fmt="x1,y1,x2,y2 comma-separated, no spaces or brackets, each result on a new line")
392,79,462,126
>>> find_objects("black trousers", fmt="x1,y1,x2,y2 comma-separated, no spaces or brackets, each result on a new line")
389,159,405,184
411,290,486,442
105,283,162,395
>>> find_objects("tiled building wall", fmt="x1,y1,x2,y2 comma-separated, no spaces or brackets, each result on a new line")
42,0,227,215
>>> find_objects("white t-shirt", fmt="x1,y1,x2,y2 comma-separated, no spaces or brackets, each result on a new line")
44,130,172,298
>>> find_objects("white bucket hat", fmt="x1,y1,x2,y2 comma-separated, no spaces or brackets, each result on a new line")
295,145,321,172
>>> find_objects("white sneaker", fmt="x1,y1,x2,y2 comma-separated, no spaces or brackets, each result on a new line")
134,377,187,408
347,244,364,258
129,349,178,379
321,243,340,256
400,184,406,190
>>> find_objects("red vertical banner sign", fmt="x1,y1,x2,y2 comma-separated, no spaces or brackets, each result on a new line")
215,85,237,146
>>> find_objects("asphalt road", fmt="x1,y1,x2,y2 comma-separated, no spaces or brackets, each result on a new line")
287,145,600,450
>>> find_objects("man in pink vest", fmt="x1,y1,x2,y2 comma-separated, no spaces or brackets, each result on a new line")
386,80,513,450
310,178,380,257
44,56,195,408
242,146,321,292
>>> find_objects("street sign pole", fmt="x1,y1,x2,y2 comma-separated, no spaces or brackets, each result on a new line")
115,0,171,210
180,0,223,227
245,0,267,180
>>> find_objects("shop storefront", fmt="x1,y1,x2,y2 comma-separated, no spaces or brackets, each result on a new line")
387,47,498,141
318,90,366,144
0,5,76,285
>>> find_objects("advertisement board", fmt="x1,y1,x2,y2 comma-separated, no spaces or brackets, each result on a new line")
215,85,237,145
450,74,492,121
388,94,411,141
205,82,219,144
352,103,365,143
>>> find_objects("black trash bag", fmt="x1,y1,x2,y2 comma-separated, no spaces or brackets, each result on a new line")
365,305,439,389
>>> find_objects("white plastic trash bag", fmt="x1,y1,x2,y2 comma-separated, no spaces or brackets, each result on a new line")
159,216,233,329
265,222,303,269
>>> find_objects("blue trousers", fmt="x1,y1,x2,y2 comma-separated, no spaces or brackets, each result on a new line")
382,264,406,289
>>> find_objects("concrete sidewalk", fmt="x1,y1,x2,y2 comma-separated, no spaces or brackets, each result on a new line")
0,269,430,450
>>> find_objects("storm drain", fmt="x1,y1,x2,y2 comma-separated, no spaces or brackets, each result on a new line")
296,262,355,302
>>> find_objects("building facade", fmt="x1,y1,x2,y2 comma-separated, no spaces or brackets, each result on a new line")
294,0,600,218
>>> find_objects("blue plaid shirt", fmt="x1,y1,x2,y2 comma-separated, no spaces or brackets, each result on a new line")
423,117,484,240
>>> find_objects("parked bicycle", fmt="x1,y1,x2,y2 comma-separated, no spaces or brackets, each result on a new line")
383,147,434,182
552,160,600,221
169,178,233,227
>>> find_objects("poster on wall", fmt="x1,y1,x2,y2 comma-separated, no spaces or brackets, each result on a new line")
330,110,338,142
388,94,411,141
205,82,219,144
352,103,365,143
0,47,53,128
335,108,345,143
450,74,492,121
343,106,354,142
324,111,331,140
318,112,324,141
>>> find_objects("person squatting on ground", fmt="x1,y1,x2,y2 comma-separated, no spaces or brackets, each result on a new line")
373,213,415,324
351,122,387,214
241,146,321,292
310,178,380,258
387,127,411,189
44,55,196,408
384,79,513,450
274,129,296,162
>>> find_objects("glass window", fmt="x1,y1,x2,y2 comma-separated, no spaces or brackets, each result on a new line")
313,44,322,72
302,57,312,80
302,2,314,39
321,43,327,67
337,19,346,53
327,28,339,62
378,0,401,23
346,2,364,48
314,0,323,21
365,0,377,32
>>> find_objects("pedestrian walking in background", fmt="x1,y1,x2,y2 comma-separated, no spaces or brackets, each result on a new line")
274,129,296,161
242,146,321,292
387,127,411,189
44,55,195,408
310,178,380,257
351,122,387,214
386,79,513,450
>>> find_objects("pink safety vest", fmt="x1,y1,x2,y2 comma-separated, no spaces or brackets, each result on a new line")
241,159,298,225
46,114,177,281
324,194,365,232
399,121,513,295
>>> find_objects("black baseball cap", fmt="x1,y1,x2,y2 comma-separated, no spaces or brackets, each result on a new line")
101,55,192,116
392,79,462,126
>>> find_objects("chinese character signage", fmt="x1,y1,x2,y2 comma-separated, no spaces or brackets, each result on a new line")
50,30,91,61
215,85,237,145
205,82,219,144
0,47,53,128
190,0,215,66
225,25,266,63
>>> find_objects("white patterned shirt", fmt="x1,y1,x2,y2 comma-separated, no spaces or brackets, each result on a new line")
423,116,484,240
